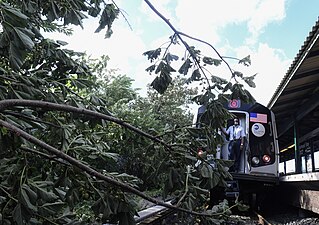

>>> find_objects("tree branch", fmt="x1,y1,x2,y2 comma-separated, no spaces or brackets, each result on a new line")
143,0,212,89
177,31,234,76
0,118,223,217
20,146,71,166
0,99,171,149
4,110,61,128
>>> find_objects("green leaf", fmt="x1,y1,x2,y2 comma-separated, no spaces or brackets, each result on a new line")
145,64,156,73
155,61,175,74
0,127,8,135
31,184,59,202
13,27,35,50
192,91,215,104
2,3,28,26
211,75,227,84
243,73,257,88
237,201,250,211
47,2,60,21
9,43,25,69
165,53,179,62
189,46,201,57
13,204,23,225
64,9,87,28
95,4,119,38
209,171,221,188
190,69,201,81
39,202,65,215
89,6,101,17
143,48,161,62
223,82,233,92
238,55,251,66
200,164,212,178
178,58,192,75
21,185,38,212
232,71,243,78
150,72,172,94
203,57,222,66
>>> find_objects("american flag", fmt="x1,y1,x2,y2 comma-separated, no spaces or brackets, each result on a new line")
250,113,267,123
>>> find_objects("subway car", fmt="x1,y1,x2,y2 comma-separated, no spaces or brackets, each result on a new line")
194,99,279,178
193,100,280,209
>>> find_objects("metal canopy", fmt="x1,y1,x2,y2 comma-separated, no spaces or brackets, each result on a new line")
268,18,319,150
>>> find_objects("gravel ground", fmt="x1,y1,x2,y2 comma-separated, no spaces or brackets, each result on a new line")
261,205,319,225
158,209,319,225
266,213,319,225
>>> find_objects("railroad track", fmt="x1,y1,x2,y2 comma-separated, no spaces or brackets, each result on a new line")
135,204,270,225
136,208,176,224
135,201,176,224
135,203,305,225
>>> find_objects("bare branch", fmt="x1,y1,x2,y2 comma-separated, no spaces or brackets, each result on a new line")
111,0,133,31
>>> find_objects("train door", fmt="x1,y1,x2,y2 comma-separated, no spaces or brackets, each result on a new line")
225,111,250,174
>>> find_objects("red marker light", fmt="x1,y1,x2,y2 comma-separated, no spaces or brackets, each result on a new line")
198,149,203,156
262,155,271,163
228,99,241,109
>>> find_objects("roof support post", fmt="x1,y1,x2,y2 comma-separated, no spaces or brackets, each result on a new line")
294,120,302,174
310,138,315,172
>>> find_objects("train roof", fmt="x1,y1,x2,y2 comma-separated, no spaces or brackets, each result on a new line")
223,100,271,114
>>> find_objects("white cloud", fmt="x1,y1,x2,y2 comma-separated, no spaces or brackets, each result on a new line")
44,17,148,89
233,43,291,105
172,0,289,105
43,1,291,105
246,0,286,44
174,0,287,45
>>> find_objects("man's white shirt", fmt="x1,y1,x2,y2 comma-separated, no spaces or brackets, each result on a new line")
226,125,246,141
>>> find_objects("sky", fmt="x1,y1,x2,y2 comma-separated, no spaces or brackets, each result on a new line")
46,0,319,106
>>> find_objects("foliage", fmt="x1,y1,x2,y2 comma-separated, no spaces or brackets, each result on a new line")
89,64,198,190
0,0,254,224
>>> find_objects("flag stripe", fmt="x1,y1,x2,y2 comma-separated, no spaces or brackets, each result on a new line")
250,113,267,123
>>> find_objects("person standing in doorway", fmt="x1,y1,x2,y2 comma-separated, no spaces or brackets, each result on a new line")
221,118,246,172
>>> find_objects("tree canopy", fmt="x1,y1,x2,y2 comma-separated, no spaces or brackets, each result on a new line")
0,1,256,224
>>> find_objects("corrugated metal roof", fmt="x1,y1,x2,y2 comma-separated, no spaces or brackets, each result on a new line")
266,17,319,150
268,18,319,109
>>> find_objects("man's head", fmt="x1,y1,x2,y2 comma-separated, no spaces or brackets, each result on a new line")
234,118,239,125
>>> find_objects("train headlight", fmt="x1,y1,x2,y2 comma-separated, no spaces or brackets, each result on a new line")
262,155,271,163
252,157,260,165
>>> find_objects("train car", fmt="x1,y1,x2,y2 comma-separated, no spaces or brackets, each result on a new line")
193,99,280,209
194,99,279,178
225,99,279,178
